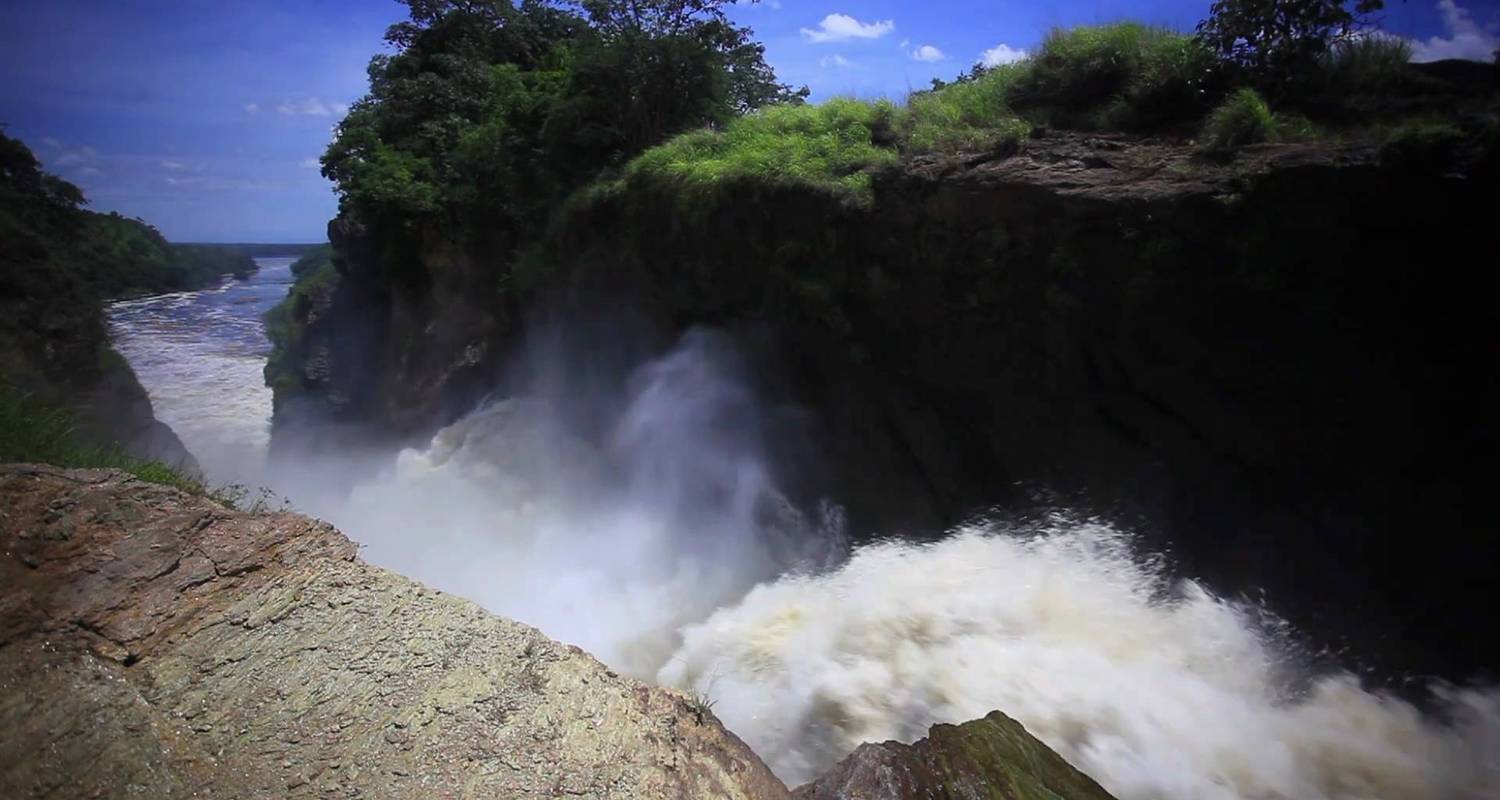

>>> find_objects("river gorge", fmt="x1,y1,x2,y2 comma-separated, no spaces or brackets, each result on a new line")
7,4,1498,796
102,257,1500,800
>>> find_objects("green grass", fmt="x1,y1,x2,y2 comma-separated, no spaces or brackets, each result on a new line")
1318,35,1414,99
606,23,1229,204
1006,23,1219,129
0,382,207,494
906,63,1032,152
1378,118,1468,168
1200,88,1278,153
593,20,1464,206
620,99,904,204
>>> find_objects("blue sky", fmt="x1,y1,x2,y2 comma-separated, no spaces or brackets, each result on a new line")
1,0,1495,242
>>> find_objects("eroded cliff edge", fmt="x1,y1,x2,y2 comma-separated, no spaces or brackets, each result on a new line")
0,465,789,799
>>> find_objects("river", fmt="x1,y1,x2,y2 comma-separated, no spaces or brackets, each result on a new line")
107,257,293,487
107,258,1498,800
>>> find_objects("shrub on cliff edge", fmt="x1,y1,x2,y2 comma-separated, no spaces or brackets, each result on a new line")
1200,88,1277,152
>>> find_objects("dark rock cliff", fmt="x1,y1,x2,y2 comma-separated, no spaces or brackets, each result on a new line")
272,130,1499,682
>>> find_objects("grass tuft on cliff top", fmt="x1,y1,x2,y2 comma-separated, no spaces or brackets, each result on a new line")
599,20,1447,208
0,382,206,494
1007,22,1218,130
907,63,1032,152
608,22,1221,205
1200,88,1278,152
620,99,904,204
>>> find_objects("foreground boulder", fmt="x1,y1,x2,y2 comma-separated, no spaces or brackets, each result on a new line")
796,711,1116,800
0,465,787,799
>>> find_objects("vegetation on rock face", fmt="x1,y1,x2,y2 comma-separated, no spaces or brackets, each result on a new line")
796,710,1117,799
597,11,1476,205
0,383,203,493
263,244,338,402
272,0,1497,435
309,0,1487,253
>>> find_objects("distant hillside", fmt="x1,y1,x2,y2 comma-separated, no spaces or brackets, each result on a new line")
0,130,198,469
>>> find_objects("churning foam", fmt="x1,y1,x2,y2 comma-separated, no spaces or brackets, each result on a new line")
660,521,1498,798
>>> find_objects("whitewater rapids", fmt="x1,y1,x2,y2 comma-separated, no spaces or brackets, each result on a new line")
106,296,1498,798
661,522,1498,798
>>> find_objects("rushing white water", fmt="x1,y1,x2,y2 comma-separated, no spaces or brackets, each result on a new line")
108,289,1499,799
661,523,1499,798
106,257,293,486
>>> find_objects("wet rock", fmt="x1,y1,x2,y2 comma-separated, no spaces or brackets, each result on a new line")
795,711,1116,800
0,465,788,800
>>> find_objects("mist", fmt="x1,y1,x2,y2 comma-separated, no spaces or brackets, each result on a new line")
111,290,1500,799
274,325,847,676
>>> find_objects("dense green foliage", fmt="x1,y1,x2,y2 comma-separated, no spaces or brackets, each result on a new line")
323,0,804,247
1,131,255,300
1197,0,1384,94
305,0,1473,287
170,244,257,285
0,382,204,492
288,242,334,279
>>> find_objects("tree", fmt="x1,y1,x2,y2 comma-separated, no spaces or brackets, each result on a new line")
1196,0,1384,93
323,0,800,236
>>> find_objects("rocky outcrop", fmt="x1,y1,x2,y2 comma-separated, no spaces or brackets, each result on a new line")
0,465,788,799
795,711,1116,800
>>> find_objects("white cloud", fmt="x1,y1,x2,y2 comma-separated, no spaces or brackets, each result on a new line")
980,43,1028,67
801,13,894,43
161,160,186,170
76,166,103,177
911,45,947,62
52,143,96,168
41,137,62,150
299,157,321,169
275,97,348,118
1409,0,1499,62
819,54,855,68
